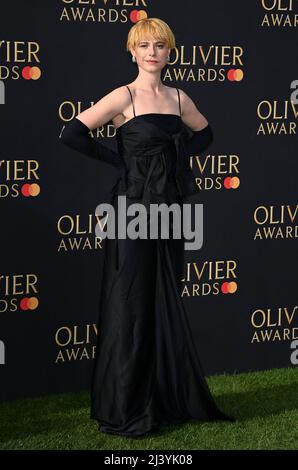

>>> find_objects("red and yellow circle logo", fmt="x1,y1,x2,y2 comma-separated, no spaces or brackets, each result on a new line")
21,183,41,197
22,66,41,80
20,297,39,310
130,10,148,23
224,176,240,189
227,69,243,82
221,281,238,294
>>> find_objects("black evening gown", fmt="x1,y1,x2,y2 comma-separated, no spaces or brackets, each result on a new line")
90,88,234,437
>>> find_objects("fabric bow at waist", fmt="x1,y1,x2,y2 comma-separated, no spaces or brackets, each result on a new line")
107,131,198,269
110,131,197,207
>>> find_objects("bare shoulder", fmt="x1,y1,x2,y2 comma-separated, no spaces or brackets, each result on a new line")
102,85,130,105
75,85,130,130
165,85,193,107
176,87,209,131
164,85,185,108
175,87,194,106
111,84,129,95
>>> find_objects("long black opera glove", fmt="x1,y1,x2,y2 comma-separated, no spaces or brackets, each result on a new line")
185,123,213,155
59,117,124,169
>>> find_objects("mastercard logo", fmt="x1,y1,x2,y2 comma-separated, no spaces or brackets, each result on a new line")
227,69,243,82
21,66,41,80
221,281,238,294
21,183,40,197
224,176,240,189
130,10,148,23
20,297,39,310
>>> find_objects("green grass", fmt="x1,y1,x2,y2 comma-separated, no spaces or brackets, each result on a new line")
0,367,297,450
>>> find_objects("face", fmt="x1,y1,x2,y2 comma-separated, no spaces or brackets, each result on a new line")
131,37,170,70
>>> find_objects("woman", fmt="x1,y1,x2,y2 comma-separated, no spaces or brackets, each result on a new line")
60,17,234,437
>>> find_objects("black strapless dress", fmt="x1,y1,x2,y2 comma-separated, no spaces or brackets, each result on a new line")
90,114,234,437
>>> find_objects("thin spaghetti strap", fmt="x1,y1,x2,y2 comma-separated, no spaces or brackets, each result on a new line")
176,88,182,117
126,85,136,117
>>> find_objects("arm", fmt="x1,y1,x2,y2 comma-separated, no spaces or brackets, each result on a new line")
179,89,213,154
59,86,129,168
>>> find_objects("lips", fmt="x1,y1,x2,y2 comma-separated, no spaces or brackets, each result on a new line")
147,60,158,63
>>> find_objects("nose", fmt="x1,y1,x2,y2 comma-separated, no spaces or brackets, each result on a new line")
148,45,156,56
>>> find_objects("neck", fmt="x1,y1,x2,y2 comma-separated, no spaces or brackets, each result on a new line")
132,70,165,93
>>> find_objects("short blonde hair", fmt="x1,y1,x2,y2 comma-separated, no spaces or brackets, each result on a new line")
126,18,176,52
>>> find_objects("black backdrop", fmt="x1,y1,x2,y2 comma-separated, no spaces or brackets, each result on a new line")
0,1,297,400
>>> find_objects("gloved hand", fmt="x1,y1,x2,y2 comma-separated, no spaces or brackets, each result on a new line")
185,123,213,154
59,117,125,169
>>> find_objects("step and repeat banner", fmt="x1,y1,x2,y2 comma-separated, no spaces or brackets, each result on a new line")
0,1,297,400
